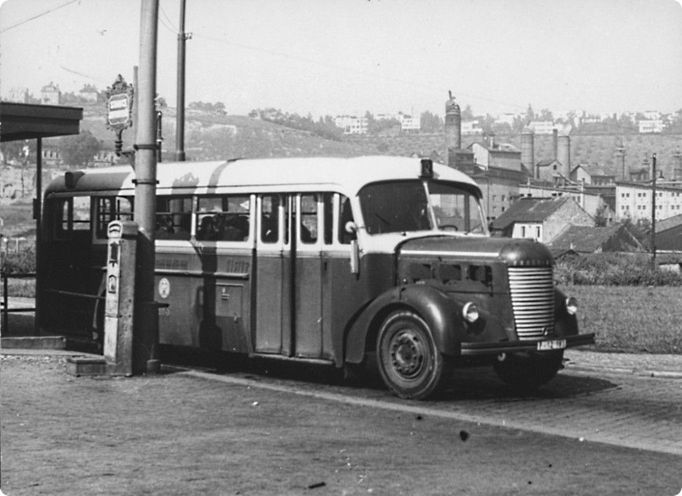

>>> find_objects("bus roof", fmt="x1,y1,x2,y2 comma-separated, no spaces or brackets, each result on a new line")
45,156,480,196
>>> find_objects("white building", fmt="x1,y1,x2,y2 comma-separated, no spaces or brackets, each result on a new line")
398,112,420,132
638,120,664,134
334,115,368,135
616,182,682,222
529,120,556,135
462,120,483,135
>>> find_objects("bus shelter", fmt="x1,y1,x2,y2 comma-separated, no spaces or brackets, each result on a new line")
0,101,83,335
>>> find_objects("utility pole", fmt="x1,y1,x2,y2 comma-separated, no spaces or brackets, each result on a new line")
175,0,189,161
134,0,160,374
650,153,657,269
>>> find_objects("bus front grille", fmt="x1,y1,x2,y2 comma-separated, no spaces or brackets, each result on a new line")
508,267,555,340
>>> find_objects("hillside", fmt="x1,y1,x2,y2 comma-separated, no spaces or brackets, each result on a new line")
58,107,380,161
43,106,682,177
347,133,682,179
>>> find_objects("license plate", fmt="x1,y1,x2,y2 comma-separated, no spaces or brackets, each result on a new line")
537,339,566,351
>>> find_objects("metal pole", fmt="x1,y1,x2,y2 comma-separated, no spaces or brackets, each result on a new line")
175,0,187,161
134,0,160,374
650,153,657,269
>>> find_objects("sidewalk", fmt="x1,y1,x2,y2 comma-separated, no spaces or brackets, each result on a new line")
563,349,682,378
1,343,680,378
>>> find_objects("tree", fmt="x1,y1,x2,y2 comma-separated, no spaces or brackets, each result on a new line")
420,111,443,133
461,105,475,121
57,130,101,167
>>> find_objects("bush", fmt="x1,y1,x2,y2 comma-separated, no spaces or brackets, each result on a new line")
1,246,36,275
554,252,682,286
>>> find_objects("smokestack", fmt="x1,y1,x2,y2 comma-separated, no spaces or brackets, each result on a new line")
615,143,627,181
673,149,682,180
444,91,461,167
552,128,558,161
558,133,570,178
521,127,535,177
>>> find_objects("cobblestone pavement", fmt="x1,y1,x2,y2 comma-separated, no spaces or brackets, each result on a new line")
2,346,681,457
176,355,682,457
564,349,682,378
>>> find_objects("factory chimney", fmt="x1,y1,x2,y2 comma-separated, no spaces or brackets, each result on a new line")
615,142,627,181
521,127,535,177
557,132,571,178
444,91,461,168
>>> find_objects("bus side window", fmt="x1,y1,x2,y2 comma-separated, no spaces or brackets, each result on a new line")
260,194,280,243
156,196,192,240
95,196,133,239
323,193,333,245
299,194,318,244
55,197,91,239
338,195,354,244
196,195,251,242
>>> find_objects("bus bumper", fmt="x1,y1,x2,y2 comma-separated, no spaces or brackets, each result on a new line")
459,333,595,356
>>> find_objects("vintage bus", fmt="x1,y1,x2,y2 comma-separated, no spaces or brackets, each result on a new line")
37,156,594,399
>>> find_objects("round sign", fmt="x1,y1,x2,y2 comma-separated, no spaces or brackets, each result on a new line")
158,278,171,299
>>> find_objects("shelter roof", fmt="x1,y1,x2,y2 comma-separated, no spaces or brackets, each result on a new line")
0,101,82,142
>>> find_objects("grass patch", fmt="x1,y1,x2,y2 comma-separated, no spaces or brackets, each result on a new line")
3,278,36,298
561,284,682,354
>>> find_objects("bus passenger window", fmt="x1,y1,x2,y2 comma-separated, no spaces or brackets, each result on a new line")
95,197,133,239
323,193,333,245
196,195,250,242
156,196,191,240
260,195,280,243
56,197,91,238
299,194,318,244
338,196,354,244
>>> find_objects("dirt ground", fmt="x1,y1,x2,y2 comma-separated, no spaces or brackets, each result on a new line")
1,354,680,496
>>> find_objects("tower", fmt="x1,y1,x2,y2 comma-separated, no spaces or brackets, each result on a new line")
444,91,461,167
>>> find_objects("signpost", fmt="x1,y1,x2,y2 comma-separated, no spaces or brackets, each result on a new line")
105,74,134,159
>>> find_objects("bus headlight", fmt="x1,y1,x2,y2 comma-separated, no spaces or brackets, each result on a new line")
565,296,578,316
462,302,480,323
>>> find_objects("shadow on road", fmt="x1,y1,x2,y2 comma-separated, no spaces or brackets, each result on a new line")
159,345,619,402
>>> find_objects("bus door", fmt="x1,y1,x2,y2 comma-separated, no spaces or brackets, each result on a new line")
254,194,289,354
292,193,325,358
253,193,326,358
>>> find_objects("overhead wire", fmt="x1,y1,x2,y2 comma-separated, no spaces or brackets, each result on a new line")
0,0,80,35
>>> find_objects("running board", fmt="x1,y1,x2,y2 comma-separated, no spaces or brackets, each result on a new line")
249,353,334,366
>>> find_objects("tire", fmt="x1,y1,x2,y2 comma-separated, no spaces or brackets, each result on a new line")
376,310,447,400
493,351,564,392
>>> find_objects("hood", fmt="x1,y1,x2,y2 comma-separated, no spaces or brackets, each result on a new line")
397,235,554,267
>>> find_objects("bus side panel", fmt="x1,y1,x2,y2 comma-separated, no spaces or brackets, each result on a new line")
155,250,198,347
294,253,323,358
254,251,286,353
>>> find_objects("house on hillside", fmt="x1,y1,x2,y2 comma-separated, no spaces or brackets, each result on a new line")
490,197,593,243
655,213,682,252
534,158,564,183
548,224,645,254
570,164,616,186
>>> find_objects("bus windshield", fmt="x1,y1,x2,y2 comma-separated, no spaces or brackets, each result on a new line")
359,180,487,235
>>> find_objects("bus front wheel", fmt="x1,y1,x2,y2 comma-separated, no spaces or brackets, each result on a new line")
376,311,447,400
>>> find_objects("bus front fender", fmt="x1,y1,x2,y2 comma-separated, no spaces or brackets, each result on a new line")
344,285,465,365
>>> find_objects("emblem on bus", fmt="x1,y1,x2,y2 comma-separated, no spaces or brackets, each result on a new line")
158,278,171,299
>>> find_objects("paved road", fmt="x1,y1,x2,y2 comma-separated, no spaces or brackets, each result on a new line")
180,357,682,456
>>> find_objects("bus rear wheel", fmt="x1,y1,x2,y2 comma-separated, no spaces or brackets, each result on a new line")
493,351,564,392
376,311,446,400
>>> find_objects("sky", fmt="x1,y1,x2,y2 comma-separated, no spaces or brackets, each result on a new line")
1,0,681,118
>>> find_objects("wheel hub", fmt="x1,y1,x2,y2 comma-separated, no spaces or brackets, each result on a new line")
390,330,425,378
